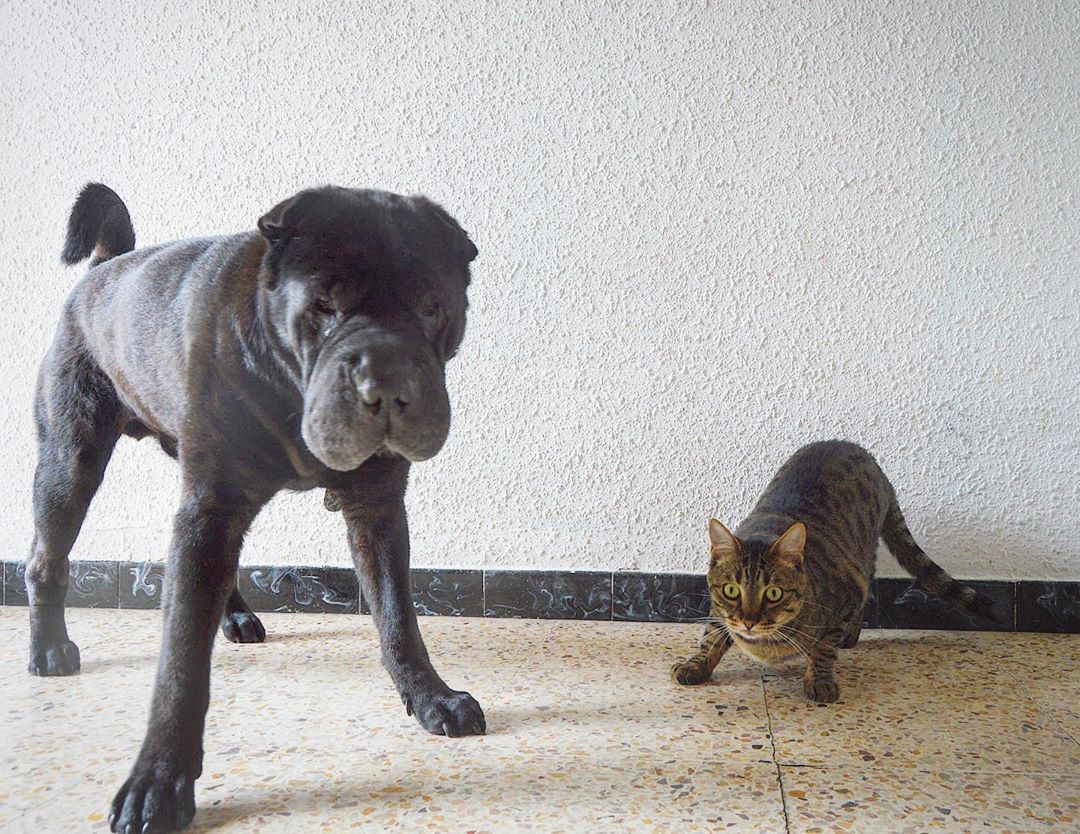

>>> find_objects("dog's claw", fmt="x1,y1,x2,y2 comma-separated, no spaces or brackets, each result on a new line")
28,640,81,676
220,610,266,644
110,765,195,833
407,688,485,737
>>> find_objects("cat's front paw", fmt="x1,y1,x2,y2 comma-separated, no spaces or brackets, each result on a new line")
671,658,712,685
803,672,840,703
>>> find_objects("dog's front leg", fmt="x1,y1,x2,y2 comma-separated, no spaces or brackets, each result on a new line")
110,485,263,834
341,492,486,738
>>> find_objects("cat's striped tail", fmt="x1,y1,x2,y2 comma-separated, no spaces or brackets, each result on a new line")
880,498,1000,622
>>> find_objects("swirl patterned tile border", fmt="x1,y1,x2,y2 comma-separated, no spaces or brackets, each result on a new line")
484,571,612,620
3,560,118,608
0,561,1075,631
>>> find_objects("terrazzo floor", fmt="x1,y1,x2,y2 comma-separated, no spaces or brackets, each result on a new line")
1,609,1078,833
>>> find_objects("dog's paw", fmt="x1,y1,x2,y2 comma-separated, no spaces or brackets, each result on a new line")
28,640,80,676
220,610,266,644
671,658,712,685
405,688,486,737
109,762,196,833
804,673,840,704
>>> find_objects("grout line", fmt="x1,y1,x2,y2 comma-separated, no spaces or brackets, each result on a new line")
1049,718,1080,748
990,636,1080,749
762,674,792,834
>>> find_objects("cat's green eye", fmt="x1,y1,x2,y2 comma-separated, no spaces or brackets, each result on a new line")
721,583,740,600
764,586,784,603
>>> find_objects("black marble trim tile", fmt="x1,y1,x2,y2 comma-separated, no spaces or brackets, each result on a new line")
1,560,118,608
66,561,119,608
1017,581,1080,633
3,562,1079,633
876,578,1015,632
484,571,612,620
3,561,26,605
411,569,484,617
119,562,167,609
612,572,709,623
238,566,359,614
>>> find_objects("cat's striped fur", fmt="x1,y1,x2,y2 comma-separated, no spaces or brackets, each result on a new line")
671,440,996,702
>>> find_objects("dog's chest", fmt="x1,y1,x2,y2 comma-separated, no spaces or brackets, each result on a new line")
282,476,324,492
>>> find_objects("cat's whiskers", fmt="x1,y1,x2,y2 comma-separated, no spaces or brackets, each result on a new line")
778,624,834,651
792,599,835,615
771,629,812,663
781,618,829,632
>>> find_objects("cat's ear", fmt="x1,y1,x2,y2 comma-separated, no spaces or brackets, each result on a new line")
708,519,739,562
770,522,806,568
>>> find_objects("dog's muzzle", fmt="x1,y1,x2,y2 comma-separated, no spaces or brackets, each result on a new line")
301,337,451,471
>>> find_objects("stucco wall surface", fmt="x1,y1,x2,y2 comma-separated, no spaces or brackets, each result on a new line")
1,1,1077,578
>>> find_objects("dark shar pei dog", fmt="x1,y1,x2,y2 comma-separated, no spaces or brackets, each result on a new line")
25,183,483,832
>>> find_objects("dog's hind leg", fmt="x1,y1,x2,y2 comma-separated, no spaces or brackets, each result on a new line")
220,586,266,643
26,343,121,676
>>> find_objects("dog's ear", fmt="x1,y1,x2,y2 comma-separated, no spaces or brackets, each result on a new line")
414,197,478,268
258,193,306,241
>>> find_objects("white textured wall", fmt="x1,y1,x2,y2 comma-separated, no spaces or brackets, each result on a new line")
1,1,1078,579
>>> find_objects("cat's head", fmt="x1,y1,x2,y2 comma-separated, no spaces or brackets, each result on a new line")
706,518,808,642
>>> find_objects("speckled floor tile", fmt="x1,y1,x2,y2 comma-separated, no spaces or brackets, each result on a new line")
763,630,1080,774
2,609,1079,833
991,632,1080,744
184,756,784,833
781,768,1080,833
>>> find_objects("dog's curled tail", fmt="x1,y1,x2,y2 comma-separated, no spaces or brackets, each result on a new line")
61,183,135,266
880,496,999,622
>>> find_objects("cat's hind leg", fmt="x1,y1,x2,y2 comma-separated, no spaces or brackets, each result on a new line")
671,623,732,685
802,625,845,703
840,571,873,649
839,600,869,649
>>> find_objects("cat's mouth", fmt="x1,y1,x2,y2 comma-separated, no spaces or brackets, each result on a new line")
728,624,780,642
734,632,773,642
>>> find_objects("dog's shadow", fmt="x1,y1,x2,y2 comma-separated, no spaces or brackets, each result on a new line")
177,630,990,831
185,743,685,833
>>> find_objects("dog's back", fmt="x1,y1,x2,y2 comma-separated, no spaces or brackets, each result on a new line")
56,184,265,440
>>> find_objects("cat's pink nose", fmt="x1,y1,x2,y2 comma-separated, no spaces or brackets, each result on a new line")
739,620,759,632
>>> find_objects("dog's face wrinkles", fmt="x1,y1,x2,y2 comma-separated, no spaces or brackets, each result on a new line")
258,187,476,471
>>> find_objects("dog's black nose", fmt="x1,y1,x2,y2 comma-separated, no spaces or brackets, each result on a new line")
358,378,383,409
353,359,414,415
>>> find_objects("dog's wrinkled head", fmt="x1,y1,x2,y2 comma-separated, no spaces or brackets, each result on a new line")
257,186,477,471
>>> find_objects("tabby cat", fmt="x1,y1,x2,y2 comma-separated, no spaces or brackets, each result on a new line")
671,440,996,702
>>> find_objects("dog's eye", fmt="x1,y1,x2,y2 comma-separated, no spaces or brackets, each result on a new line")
419,296,440,319
313,296,336,317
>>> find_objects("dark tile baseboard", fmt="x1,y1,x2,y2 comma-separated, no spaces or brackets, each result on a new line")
2,561,1077,632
